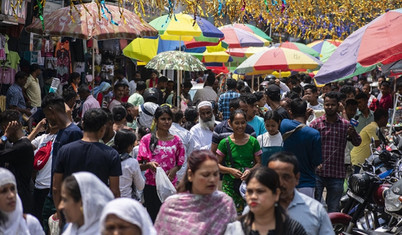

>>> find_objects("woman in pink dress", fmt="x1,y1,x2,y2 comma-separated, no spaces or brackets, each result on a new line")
138,106,185,222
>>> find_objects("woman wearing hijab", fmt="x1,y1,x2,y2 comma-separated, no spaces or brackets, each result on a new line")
100,198,156,235
154,150,237,234
58,172,114,235
93,82,112,108
0,168,44,235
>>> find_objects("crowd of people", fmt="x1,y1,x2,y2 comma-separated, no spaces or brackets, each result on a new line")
0,64,401,234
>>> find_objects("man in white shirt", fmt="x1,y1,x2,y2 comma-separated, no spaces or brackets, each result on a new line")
190,101,219,150
267,152,334,235
169,107,195,180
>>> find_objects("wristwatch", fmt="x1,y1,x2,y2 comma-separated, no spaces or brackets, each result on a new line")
1,135,7,142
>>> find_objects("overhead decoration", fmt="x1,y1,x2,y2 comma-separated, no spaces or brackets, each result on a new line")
24,0,401,41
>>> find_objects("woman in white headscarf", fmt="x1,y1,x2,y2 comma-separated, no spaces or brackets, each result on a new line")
0,167,44,235
58,172,114,235
100,198,156,235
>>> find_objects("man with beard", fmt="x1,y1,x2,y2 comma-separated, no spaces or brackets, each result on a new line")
190,101,219,150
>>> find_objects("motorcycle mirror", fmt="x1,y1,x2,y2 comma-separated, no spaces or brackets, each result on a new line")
377,127,388,145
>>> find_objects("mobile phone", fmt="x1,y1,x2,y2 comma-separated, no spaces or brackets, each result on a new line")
350,118,359,127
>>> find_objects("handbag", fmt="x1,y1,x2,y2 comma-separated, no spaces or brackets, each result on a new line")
226,137,242,196
33,140,53,170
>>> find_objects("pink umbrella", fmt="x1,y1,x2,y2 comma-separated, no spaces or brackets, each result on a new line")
218,26,269,48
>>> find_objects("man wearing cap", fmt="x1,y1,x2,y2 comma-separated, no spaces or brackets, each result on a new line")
190,101,219,150
266,84,290,120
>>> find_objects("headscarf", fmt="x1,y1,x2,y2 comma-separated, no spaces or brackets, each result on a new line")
0,168,30,235
62,172,114,235
197,101,213,111
100,198,156,235
92,82,111,99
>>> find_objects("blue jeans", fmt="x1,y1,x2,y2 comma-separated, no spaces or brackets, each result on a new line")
315,176,344,212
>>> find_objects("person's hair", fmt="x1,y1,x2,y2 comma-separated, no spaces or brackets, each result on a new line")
158,76,168,84
265,85,281,102
229,109,246,123
243,93,258,106
82,108,108,132
77,84,90,94
150,106,173,151
325,91,340,102
121,102,134,110
30,64,41,73
15,71,27,82
374,108,388,122
381,81,391,88
176,150,219,193
102,108,113,123
114,82,127,91
345,99,358,108
205,74,216,86
290,98,307,118
264,110,281,124
113,129,136,154
240,86,251,94
268,152,300,174
63,86,78,103
303,74,312,84
183,81,193,89
291,85,302,95
340,85,356,96
112,105,127,122
115,69,125,77
0,110,20,126
68,72,81,84
226,79,237,90
236,80,245,91
63,175,82,202
171,107,183,123
304,84,317,93
242,167,286,235
184,107,198,122
254,91,264,101
229,98,241,110
136,81,146,92
285,91,299,99
137,126,150,139
355,92,368,101
41,92,66,111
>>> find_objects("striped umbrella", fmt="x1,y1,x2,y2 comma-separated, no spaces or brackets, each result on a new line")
235,48,322,75
307,40,342,62
219,26,270,48
232,23,272,41
275,42,320,58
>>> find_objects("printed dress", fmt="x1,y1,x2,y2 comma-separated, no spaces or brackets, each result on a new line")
217,136,262,214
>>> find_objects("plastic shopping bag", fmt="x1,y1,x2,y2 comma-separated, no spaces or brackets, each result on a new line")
155,167,176,202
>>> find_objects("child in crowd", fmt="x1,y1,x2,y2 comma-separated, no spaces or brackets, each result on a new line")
257,110,283,166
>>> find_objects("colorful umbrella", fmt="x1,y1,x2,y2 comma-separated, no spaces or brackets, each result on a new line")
145,51,206,71
235,47,322,75
219,26,270,48
123,37,181,62
232,23,272,41
149,13,223,42
307,40,341,62
25,2,157,40
228,47,267,58
315,8,402,84
275,42,320,58
190,51,232,63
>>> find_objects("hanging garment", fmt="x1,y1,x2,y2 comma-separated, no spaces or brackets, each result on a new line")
55,41,71,83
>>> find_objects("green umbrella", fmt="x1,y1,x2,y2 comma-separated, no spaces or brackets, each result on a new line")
145,51,206,71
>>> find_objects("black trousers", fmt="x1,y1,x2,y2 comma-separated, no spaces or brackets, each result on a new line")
33,188,50,227
143,185,162,222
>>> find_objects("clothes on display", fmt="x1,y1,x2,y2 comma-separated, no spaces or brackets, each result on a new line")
55,41,72,83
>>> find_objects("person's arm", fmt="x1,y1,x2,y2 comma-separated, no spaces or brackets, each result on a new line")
217,149,242,178
139,161,160,171
109,176,120,198
52,173,63,212
167,165,181,181
312,133,323,167
348,125,362,146
210,143,218,155
9,105,31,116
27,118,47,141
132,160,145,191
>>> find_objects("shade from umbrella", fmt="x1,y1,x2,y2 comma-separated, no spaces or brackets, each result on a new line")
149,13,223,42
275,42,320,58
315,8,402,84
235,47,322,75
25,2,157,40
232,24,272,41
145,51,206,71
219,26,269,48
307,40,341,62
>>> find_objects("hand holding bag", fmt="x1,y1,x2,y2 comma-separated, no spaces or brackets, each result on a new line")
155,167,176,202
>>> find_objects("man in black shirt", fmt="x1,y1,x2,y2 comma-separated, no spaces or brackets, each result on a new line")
0,110,34,213
266,84,290,120
53,108,122,211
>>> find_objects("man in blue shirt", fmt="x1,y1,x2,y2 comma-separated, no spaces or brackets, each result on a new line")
6,71,31,117
242,93,266,136
218,79,240,120
280,98,322,198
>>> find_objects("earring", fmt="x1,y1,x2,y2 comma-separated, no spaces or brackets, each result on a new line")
274,202,278,207
80,206,83,213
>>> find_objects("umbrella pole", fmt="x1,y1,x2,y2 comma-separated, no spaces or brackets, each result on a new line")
252,75,254,91
92,40,95,92
177,70,181,107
